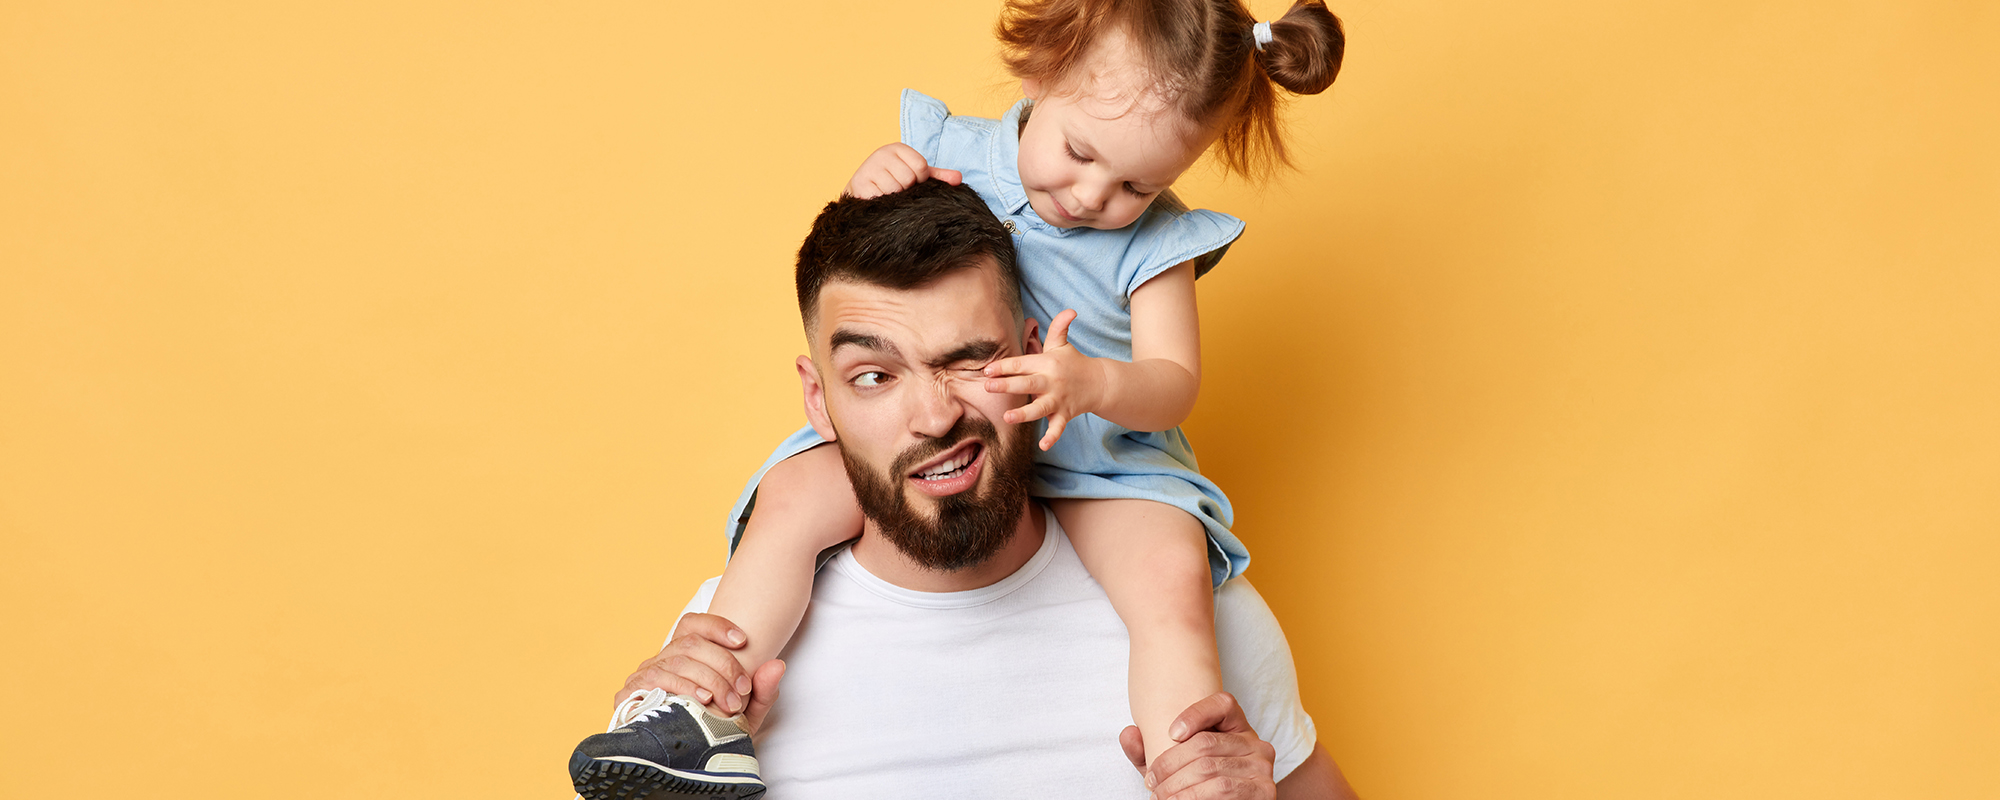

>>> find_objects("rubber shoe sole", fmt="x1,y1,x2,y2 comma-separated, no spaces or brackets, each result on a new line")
569,751,766,800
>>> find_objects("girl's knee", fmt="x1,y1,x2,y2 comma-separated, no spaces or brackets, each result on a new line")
745,445,862,546
760,446,851,506
1141,531,1214,590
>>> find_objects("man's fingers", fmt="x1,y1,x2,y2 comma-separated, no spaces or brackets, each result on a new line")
1149,756,1223,800
1170,691,1253,743
742,658,787,734
665,613,756,706
1154,764,1271,800
1118,725,1147,773
670,629,753,684
673,613,750,650
641,650,746,714
1145,730,1269,788
1145,694,1276,800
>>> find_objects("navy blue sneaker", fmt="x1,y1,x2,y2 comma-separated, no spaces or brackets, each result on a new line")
569,689,765,800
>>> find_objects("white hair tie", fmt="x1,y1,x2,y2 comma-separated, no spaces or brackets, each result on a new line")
1252,20,1273,50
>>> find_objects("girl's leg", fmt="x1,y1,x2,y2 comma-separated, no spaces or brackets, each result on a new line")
572,446,860,796
1052,497,1221,767
706,444,865,689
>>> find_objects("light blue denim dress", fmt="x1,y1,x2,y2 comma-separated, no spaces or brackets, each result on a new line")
724,90,1250,586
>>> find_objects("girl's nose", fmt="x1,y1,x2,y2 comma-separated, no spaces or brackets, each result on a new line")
1073,178,1112,212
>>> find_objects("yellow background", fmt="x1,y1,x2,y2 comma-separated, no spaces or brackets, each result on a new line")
4,1,1995,797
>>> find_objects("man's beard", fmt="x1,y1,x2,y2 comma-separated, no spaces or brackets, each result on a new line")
840,415,1037,572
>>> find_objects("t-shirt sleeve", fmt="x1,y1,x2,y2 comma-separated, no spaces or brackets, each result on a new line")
899,88,951,164
1215,576,1319,782
1118,195,1246,298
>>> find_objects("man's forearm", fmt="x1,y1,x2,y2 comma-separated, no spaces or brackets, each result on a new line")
1276,744,1359,800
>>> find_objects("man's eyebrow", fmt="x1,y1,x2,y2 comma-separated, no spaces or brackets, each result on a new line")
829,329,900,360
928,339,1003,369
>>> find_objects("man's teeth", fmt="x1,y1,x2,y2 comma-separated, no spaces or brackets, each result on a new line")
918,453,973,480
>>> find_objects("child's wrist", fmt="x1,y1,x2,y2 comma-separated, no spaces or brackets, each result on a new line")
1078,355,1117,416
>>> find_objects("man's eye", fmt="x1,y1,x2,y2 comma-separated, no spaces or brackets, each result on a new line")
853,372,889,387
1063,143,1090,164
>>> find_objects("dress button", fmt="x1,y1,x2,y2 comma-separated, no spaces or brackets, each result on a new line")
1003,219,1020,234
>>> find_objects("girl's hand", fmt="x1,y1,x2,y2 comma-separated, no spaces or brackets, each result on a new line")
846,143,963,199
982,309,1103,450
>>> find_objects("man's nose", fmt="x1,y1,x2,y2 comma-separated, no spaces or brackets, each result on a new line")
908,372,965,439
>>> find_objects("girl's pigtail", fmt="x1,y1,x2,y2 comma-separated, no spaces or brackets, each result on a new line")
1256,0,1345,96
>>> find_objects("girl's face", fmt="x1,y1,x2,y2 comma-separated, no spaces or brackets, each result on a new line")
1016,34,1216,231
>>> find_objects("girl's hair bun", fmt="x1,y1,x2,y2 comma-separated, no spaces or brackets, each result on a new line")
995,0,1347,178
1258,0,1345,96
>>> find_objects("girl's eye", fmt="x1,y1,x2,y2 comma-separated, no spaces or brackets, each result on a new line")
852,371,889,387
1063,143,1090,164
1123,182,1152,198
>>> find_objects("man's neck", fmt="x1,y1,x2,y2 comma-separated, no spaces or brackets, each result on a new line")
848,500,1048,593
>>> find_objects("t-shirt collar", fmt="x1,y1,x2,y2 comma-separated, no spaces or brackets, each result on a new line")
831,505,1062,609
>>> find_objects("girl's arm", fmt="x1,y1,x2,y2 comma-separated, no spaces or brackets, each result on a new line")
845,143,962,199
982,260,1201,448
1097,260,1201,430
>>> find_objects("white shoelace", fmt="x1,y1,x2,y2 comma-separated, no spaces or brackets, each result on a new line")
608,687,675,732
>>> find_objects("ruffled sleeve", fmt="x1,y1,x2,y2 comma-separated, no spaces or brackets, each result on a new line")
1117,191,1247,298
899,89,951,163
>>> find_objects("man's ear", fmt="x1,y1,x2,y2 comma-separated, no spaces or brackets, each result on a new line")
1022,316,1044,356
798,355,838,442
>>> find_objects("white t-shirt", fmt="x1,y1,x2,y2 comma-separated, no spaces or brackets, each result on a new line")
672,507,1317,798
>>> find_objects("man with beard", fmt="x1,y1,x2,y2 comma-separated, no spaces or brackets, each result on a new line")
577,181,1353,800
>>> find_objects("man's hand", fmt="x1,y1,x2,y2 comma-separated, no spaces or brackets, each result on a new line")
982,309,1105,450
1120,692,1277,800
615,612,787,733
846,143,963,198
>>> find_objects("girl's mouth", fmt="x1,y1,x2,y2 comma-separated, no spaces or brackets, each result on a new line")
1048,195,1082,223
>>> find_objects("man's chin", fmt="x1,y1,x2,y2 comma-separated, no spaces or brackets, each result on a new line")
845,425,1035,573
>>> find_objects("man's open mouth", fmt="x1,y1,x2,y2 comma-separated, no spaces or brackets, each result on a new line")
906,440,986,498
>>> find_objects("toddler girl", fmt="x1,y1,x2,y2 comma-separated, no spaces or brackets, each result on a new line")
572,2,1344,797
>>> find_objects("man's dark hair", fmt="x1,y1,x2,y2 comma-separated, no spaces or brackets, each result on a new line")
796,180,1021,336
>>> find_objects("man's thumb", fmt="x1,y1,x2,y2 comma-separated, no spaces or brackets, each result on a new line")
743,658,787,732
1169,691,1250,743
